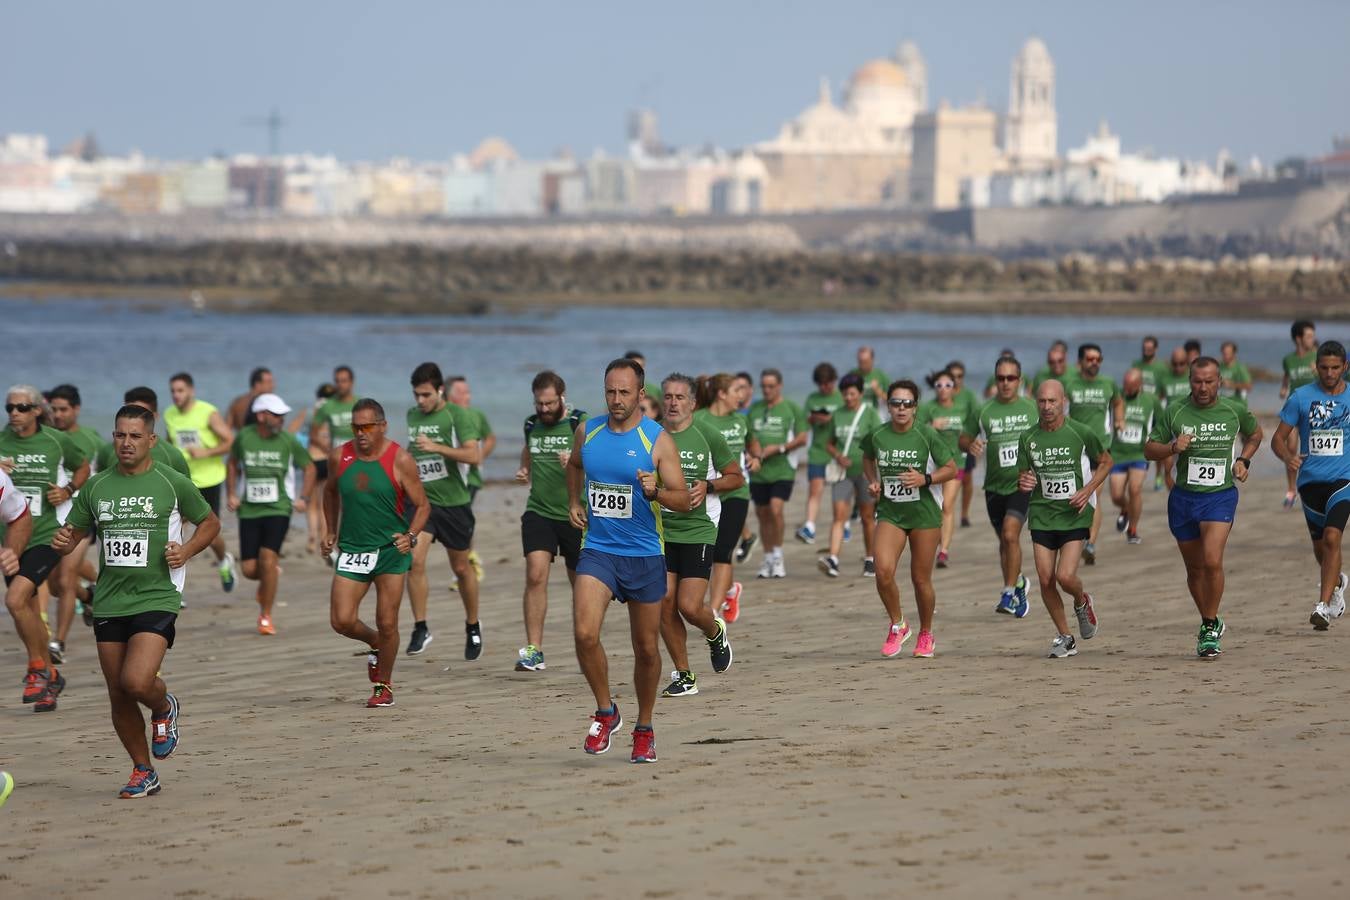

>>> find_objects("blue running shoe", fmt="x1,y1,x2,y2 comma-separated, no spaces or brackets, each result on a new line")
996,589,1017,615
1013,574,1030,619
119,765,161,799
843,521,853,542
151,693,180,760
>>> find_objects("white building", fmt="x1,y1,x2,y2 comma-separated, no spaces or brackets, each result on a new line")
1002,37,1057,169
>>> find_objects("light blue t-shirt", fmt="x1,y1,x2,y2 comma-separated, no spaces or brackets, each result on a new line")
1280,383,1350,487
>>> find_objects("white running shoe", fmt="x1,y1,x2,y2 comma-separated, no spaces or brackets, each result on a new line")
756,558,773,579
771,556,787,578
1311,601,1332,631
1331,573,1348,619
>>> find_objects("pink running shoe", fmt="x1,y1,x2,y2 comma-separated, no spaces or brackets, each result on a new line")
722,582,743,624
936,550,949,568
882,620,912,658
913,630,935,658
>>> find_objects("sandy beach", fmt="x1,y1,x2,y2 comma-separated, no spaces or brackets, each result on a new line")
3,443,1348,899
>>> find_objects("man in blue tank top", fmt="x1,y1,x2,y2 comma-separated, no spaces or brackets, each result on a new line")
567,358,690,763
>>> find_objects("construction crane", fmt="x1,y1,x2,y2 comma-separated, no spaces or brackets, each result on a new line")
242,107,286,158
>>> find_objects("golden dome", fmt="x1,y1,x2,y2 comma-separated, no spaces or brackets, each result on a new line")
469,136,519,170
849,59,908,89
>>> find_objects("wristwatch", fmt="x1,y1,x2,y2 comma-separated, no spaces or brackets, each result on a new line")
406,531,419,543
1235,456,1251,467
924,473,933,487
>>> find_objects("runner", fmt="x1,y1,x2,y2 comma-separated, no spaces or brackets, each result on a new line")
639,394,662,423
1062,343,1123,564
225,393,315,635
817,374,882,577
2,384,88,712
1184,339,1203,363
797,362,842,546
1271,340,1350,630
746,369,808,578
311,365,359,467
852,345,889,408
731,371,759,564
1218,341,1253,408
983,349,1029,397
1132,335,1167,396
1016,379,1112,658
863,379,957,658
94,388,192,478
1108,369,1160,545
165,372,237,593
225,367,273,431
623,351,662,406
322,399,428,708
53,403,220,797
1145,357,1261,657
656,374,738,698
917,369,966,568
1031,341,1070,391
447,375,493,585
694,374,751,623
1154,348,1197,491
46,383,106,659
567,358,690,763
0,468,35,685
961,356,1037,616
513,370,586,671
1281,320,1318,508
946,361,981,528
304,383,337,554
405,364,482,660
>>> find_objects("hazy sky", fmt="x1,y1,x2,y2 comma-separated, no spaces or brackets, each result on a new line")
6,1,1347,166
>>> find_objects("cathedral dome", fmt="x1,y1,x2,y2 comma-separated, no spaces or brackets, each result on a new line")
849,59,908,89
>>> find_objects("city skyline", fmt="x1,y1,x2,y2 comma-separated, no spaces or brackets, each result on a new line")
7,1,1348,167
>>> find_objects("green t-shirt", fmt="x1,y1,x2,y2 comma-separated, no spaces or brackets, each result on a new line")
1157,370,1191,407
67,462,213,617
1032,366,1066,391
1219,360,1252,408
747,399,807,484
0,424,87,547
1111,392,1161,463
694,409,750,501
64,425,109,475
1064,372,1121,438
861,422,953,531
851,368,890,407
406,404,477,508
662,419,735,546
1131,358,1168,395
229,425,311,518
804,390,845,466
827,404,883,477
1284,349,1316,391
524,410,586,521
953,387,980,422
1148,397,1258,494
965,396,1038,495
96,438,191,478
1018,419,1107,532
465,407,492,490
314,397,358,444
916,400,967,468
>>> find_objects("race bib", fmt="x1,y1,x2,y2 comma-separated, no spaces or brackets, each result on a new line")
417,456,448,482
1310,430,1343,457
175,429,202,450
104,531,150,568
18,486,42,517
1186,458,1225,487
998,443,1019,468
1040,475,1075,499
882,476,920,503
1119,424,1143,444
336,550,377,574
245,479,279,503
588,481,633,519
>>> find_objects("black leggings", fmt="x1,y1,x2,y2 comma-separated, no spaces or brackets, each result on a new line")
713,497,750,564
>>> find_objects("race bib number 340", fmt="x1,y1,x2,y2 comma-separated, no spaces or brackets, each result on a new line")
417,457,448,482
589,482,633,518
105,530,150,568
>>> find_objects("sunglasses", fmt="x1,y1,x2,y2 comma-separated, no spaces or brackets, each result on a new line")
888,398,917,409
934,382,955,390
5,403,37,414
351,421,385,434
996,375,1021,383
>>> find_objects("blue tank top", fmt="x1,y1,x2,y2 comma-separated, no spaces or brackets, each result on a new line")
580,417,664,556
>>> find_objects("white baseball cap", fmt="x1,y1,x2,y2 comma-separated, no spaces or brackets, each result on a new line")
251,393,292,416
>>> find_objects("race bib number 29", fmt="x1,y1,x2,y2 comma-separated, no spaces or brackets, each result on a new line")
1187,458,1225,487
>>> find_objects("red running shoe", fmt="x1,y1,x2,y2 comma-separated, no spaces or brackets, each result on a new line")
630,727,657,764
366,683,395,708
722,582,743,624
583,705,622,755
22,666,47,704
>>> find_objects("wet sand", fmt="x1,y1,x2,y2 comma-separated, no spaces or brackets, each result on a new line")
3,453,1348,898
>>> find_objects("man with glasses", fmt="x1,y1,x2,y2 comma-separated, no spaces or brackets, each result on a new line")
1,385,89,712
323,399,428,708
746,369,808,578
1063,344,1124,564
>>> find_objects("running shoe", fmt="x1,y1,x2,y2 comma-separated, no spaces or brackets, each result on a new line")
219,552,237,593
48,640,65,664
366,649,380,683
882,620,912,658
516,645,546,671
960,517,971,528
1331,573,1348,619
257,615,276,636
1283,492,1297,510
1013,573,1030,618
843,521,853,542
366,683,395,707
584,705,622,754
630,727,658,764
1197,622,1223,658
818,555,840,578
22,666,49,705
1311,601,1332,631
1075,594,1099,639
661,670,699,697
708,617,733,673
755,558,773,579
913,630,935,658
32,668,64,713
1083,542,1096,565
469,550,486,583
1126,531,1142,545
465,622,483,660
407,622,433,656
771,556,786,578
81,585,96,627
935,549,949,569
1153,474,1164,492
735,534,757,563
151,693,180,760
995,589,1017,615
1,770,13,808
1115,513,1128,533
862,557,876,577
721,582,742,624
118,765,161,799
1048,634,1078,658
794,524,816,545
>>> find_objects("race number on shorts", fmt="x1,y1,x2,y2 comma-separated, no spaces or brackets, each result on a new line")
245,479,279,503
589,481,633,518
1186,458,1225,487
882,476,920,503
104,531,150,568
1040,475,1075,499
336,550,377,574
1310,430,1344,457
417,457,448,482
